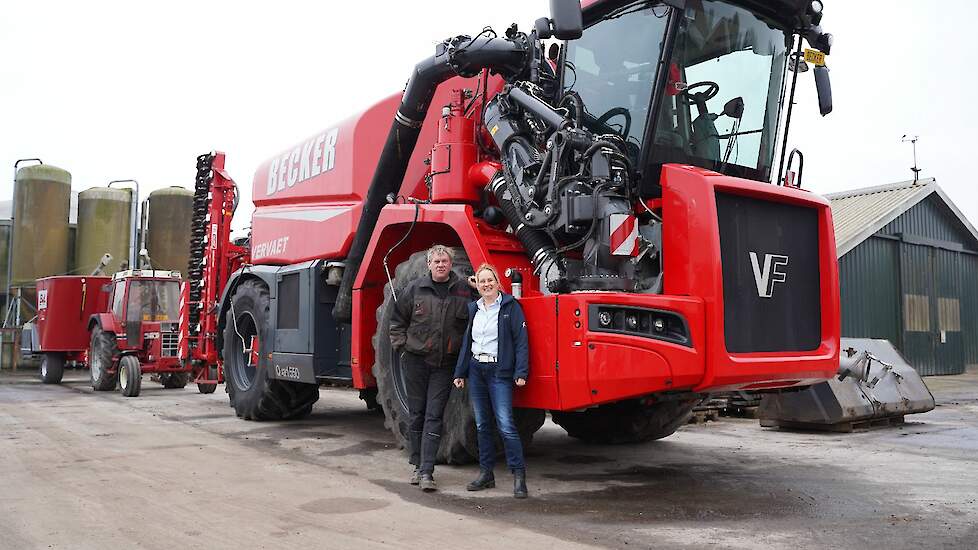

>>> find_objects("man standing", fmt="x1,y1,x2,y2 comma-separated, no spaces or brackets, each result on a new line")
389,245,473,492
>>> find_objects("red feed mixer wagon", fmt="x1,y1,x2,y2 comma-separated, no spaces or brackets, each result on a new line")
26,270,218,397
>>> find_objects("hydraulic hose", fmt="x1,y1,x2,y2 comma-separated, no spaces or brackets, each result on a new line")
489,172,557,271
332,33,530,323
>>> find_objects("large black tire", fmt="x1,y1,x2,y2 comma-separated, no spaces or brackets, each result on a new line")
551,398,698,444
223,280,319,420
372,248,545,464
40,353,65,385
159,373,189,389
89,325,118,391
119,355,142,397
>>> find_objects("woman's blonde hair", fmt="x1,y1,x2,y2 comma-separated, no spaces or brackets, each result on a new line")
474,263,500,284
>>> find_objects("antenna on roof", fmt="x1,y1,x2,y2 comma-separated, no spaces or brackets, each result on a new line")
901,135,922,184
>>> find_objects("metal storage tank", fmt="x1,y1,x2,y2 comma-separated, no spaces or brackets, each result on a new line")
11,164,71,287
146,187,193,274
75,187,131,275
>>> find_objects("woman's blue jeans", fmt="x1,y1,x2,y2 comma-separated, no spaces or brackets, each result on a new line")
467,356,525,472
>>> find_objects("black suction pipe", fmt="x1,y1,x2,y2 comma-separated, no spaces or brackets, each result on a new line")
332,34,530,323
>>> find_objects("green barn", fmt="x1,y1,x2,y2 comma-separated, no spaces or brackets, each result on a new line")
829,179,978,375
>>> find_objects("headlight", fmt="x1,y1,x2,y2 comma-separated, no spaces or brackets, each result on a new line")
626,314,638,330
598,311,613,327
810,0,823,14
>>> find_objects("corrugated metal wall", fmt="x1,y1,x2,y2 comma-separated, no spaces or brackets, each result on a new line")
840,194,978,375
965,254,978,365
879,195,977,243
839,235,900,343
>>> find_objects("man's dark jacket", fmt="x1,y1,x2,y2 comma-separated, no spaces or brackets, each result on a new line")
453,292,529,381
389,272,473,368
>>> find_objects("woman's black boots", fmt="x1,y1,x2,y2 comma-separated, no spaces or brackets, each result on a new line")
467,470,496,491
513,469,528,499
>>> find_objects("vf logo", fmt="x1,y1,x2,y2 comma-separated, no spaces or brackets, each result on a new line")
749,252,789,298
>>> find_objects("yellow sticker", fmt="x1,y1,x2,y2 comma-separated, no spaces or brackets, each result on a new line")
490,125,499,136
804,48,826,67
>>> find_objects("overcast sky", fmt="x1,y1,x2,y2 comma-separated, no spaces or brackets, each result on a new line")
2,1,976,235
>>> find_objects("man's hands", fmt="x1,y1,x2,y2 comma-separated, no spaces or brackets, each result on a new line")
515,378,526,387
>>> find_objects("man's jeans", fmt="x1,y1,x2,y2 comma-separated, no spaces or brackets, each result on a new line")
402,352,453,475
467,356,525,472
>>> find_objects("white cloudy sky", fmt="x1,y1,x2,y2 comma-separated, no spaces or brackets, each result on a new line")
2,1,976,235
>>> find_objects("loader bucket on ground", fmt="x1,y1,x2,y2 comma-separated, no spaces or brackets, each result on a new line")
758,338,935,432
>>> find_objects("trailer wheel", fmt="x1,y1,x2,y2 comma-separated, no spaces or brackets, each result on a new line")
159,373,189,389
197,365,218,394
40,353,65,385
89,325,118,391
223,280,319,420
550,398,697,444
119,355,142,397
372,248,544,464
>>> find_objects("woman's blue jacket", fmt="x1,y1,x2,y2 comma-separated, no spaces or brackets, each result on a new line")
453,292,529,381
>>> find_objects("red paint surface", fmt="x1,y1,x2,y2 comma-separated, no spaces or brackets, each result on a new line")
35,276,111,352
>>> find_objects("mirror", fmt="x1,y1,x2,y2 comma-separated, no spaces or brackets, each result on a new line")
814,65,832,116
535,17,553,39
550,0,583,40
723,97,745,119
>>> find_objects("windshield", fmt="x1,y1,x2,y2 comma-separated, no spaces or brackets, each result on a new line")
563,3,670,164
650,1,789,182
125,280,180,323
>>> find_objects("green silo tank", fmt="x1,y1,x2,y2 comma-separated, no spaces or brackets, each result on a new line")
11,164,71,286
146,187,193,274
75,187,132,275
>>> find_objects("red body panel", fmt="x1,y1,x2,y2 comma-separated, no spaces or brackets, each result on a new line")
660,165,840,393
248,76,502,265
35,276,111,353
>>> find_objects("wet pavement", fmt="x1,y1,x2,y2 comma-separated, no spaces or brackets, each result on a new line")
1,367,976,549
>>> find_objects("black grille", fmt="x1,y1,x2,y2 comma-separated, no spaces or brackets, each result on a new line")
278,273,300,330
716,192,821,352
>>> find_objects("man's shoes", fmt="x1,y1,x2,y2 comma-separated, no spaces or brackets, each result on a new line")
513,469,528,499
410,468,421,485
466,470,496,491
419,473,437,492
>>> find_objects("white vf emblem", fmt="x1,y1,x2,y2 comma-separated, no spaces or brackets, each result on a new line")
749,252,789,298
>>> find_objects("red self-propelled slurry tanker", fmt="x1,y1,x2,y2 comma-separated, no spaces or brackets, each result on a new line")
184,0,841,461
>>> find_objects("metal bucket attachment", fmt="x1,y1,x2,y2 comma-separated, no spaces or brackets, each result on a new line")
758,338,935,432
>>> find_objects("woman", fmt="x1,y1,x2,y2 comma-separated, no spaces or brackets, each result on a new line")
453,263,530,499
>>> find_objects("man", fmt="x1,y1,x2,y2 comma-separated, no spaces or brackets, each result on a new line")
389,245,474,492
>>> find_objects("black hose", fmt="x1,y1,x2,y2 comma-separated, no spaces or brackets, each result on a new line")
332,32,530,323
489,172,556,270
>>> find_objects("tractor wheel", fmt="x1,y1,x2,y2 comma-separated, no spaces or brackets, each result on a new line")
89,325,118,391
40,353,65,385
223,280,319,420
160,373,189,389
197,365,218,394
551,398,698,444
118,355,142,398
372,248,544,464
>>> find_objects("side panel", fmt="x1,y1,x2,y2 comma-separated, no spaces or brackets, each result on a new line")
249,76,489,266
661,165,839,392
270,260,351,381
35,276,112,352
220,264,351,385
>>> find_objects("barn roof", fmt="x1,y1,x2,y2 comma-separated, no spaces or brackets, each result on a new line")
826,178,978,257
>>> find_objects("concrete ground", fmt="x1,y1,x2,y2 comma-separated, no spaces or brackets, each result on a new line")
1,368,976,550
